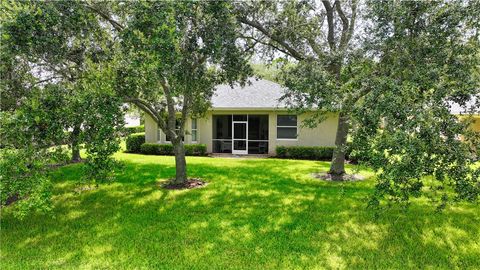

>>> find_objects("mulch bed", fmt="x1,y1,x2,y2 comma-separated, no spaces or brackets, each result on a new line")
311,172,365,182
161,178,208,190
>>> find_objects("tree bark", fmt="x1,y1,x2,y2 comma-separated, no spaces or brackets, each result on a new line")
172,141,188,184
71,124,81,162
329,113,349,180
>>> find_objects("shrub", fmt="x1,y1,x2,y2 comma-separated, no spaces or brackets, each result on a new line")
276,146,334,160
140,143,173,155
123,125,145,136
125,133,145,153
185,144,207,156
140,143,207,156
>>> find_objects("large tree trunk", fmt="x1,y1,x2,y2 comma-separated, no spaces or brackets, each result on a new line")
329,113,349,180
71,124,81,162
172,141,188,184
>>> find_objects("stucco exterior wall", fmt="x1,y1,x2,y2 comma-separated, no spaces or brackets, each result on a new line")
144,115,198,144
144,114,158,143
471,116,480,133
144,110,339,155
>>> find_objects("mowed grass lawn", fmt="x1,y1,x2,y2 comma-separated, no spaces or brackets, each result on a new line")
1,153,479,269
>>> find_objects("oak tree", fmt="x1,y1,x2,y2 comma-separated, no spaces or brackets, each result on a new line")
117,1,252,184
236,0,359,179
236,0,479,207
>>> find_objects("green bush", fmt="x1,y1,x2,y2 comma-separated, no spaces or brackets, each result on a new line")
123,125,145,136
140,143,207,156
125,133,145,153
140,143,173,155
185,144,207,156
276,146,334,160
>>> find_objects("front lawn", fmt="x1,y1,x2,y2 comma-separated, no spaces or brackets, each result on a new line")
1,153,479,269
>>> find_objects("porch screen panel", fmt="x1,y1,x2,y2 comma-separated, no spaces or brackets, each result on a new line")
248,115,269,154
212,115,232,153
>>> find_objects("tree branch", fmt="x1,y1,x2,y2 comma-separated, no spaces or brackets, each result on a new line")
159,76,178,140
241,35,292,58
335,0,349,50
322,0,336,51
124,97,166,130
347,0,358,47
84,3,124,31
306,37,324,58
238,17,305,60
31,76,63,87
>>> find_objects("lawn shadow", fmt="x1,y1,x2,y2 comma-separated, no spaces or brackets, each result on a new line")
1,157,479,269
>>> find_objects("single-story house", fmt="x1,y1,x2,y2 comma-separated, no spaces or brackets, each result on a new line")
144,79,339,155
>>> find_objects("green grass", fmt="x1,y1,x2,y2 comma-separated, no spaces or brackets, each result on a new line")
1,153,479,269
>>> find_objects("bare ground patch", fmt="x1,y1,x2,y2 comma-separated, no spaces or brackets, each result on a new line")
160,178,208,190
311,172,365,182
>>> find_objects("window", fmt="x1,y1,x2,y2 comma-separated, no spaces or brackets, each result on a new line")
277,115,297,139
191,119,198,142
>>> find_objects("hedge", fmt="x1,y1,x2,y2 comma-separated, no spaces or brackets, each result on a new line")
125,133,145,153
140,143,207,156
123,125,145,137
140,143,173,155
276,146,335,160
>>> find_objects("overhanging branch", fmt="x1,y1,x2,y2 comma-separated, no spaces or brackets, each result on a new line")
84,3,124,31
239,17,305,60
124,97,166,130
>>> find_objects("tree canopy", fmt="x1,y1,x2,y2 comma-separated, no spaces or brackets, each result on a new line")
237,0,479,207
0,0,124,217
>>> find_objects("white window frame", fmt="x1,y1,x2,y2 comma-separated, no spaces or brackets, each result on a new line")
191,119,198,143
276,115,298,140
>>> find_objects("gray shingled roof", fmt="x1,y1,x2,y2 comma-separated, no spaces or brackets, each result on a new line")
211,78,288,109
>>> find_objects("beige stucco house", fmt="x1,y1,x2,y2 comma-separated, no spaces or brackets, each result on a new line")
144,79,339,155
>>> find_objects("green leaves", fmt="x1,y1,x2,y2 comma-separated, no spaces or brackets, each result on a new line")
1,1,123,217
240,0,479,209
81,63,124,185
356,0,480,209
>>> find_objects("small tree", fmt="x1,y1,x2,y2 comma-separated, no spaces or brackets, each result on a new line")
116,1,252,184
0,1,125,217
1,0,114,162
81,63,125,186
